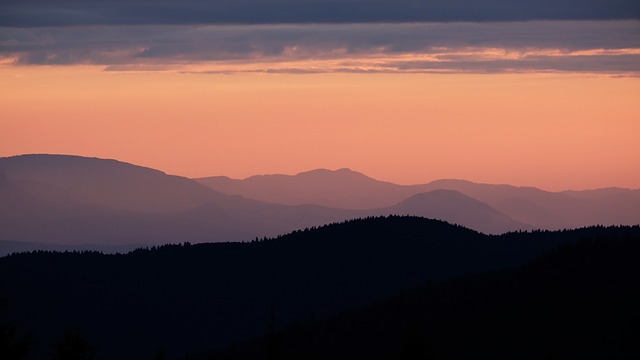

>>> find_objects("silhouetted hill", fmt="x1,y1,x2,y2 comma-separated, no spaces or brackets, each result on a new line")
0,155,359,247
194,228,640,360
420,179,640,229
0,154,225,213
197,169,640,229
197,169,414,209
199,169,532,234
1,155,531,250
374,190,530,234
2,217,637,359
3,155,637,251
562,186,635,199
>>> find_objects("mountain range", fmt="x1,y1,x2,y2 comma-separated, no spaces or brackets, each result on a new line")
1,154,639,254
0,154,354,249
197,168,640,229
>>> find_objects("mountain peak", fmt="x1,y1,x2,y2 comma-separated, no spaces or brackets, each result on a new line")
0,153,168,177
383,189,529,234
0,153,223,214
296,167,369,178
198,167,404,209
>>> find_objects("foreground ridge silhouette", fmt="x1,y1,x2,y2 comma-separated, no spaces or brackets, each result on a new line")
193,228,640,360
1,216,639,359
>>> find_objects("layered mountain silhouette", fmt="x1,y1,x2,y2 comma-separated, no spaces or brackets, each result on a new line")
0,155,357,249
2,154,638,254
197,168,640,229
0,154,224,213
1,155,533,253
3,216,636,359
374,190,528,235
198,168,414,209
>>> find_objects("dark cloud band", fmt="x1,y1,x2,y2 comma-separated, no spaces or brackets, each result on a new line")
1,0,639,27
1,21,639,75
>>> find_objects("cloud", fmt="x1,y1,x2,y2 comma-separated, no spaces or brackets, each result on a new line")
1,21,639,75
0,0,639,27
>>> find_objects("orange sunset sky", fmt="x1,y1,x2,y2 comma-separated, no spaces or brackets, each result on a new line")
1,19,639,191
2,66,638,191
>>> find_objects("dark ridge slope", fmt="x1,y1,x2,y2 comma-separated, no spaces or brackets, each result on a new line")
2,217,638,359
196,230,640,360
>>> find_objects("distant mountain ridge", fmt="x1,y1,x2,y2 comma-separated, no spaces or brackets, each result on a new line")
0,154,355,247
3,154,638,253
1,155,529,253
198,168,415,209
197,168,640,230
0,154,223,213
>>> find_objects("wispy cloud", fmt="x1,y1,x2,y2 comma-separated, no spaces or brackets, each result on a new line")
2,21,639,75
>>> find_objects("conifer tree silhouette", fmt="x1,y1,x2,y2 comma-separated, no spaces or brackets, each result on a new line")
49,327,96,360
0,300,31,360
265,306,279,360
150,346,165,360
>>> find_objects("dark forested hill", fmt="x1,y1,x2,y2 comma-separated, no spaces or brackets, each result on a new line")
374,190,530,234
1,216,638,359
195,229,640,360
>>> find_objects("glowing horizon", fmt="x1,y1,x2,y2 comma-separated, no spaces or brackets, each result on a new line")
2,66,639,191
1,21,639,192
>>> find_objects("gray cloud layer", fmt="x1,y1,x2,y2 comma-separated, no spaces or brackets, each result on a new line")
1,0,639,27
2,21,639,74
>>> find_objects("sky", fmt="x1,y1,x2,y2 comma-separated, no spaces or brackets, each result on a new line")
1,1,639,191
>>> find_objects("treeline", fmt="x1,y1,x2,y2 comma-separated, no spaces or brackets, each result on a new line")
1,216,639,359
